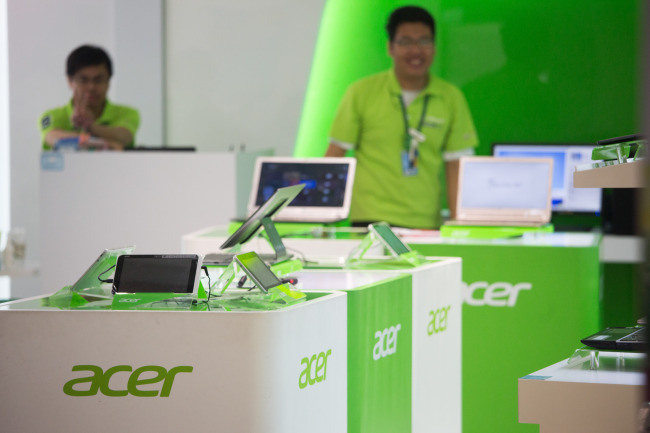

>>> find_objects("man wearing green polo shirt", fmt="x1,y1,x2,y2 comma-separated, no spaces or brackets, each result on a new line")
39,45,139,151
326,6,478,229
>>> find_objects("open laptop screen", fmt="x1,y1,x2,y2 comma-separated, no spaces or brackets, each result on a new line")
456,156,553,224
461,159,551,210
248,157,356,222
492,143,601,214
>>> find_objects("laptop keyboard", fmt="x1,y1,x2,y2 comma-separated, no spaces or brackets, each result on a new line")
619,328,645,342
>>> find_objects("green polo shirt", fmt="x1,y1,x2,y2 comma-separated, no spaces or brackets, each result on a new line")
329,69,478,229
39,99,140,150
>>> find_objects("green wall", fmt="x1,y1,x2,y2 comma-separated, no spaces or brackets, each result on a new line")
294,0,642,158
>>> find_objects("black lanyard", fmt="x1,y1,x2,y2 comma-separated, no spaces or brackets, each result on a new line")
398,94,430,150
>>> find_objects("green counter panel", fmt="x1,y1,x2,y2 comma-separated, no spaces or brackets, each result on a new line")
345,274,413,433
411,242,600,433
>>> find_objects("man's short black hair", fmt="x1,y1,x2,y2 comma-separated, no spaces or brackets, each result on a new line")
66,45,113,78
386,6,436,42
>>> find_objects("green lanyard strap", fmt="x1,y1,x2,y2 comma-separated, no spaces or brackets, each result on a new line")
398,94,430,150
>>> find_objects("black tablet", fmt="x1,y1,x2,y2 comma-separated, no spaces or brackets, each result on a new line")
112,254,203,295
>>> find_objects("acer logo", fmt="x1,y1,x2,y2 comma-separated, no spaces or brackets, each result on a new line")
427,306,450,335
299,349,332,389
63,365,193,397
373,324,401,361
462,281,532,307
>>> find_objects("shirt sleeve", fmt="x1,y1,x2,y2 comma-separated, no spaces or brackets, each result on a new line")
328,85,361,150
443,86,479,153
111,106,140,137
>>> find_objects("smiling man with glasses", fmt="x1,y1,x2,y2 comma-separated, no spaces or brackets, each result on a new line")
39,45,140,151
326,6,478,229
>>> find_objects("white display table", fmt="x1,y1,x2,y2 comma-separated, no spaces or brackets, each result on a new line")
0,290,349,433
296,259,462,433
183,226,606,433
518,351,645,433
182,228,463,433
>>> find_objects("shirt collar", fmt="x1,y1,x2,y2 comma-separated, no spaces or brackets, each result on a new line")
388,68,439,97
66,98,110,119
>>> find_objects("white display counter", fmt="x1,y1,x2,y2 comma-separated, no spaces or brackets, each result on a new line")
183,226,607,433
0,290,348,433
182,228,463,433
296,259,462,433
518,351,645,433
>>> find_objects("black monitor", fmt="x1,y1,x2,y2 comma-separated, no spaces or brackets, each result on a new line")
220,183,305,261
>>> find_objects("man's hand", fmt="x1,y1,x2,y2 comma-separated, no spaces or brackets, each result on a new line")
71,93,95,131
77,134,109,150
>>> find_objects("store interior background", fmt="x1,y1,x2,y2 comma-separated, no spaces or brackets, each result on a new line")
0,0,644,298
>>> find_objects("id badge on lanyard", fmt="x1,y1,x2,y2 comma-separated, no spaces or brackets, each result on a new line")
399,94,429,177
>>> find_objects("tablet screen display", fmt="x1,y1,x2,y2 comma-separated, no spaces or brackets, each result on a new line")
113,255,200,294
235,252,283,292
370,223,411,255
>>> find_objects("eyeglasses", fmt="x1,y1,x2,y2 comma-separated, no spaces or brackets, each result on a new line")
393,37,434,48
73,75,109,86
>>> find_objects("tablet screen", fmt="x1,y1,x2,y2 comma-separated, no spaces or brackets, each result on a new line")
113,255,200,294
370,223,411,255
235,252,283,292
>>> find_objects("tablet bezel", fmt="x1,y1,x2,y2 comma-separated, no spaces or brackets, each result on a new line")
112,254,203,295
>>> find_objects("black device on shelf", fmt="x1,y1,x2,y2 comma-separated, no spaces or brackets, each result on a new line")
580,327,645,351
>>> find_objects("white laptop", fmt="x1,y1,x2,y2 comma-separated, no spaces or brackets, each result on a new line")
247,156,356,223
448,156,554,226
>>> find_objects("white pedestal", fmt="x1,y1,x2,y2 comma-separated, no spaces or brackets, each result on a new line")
519,353,645,433
295,258,462,433
0,291,347,433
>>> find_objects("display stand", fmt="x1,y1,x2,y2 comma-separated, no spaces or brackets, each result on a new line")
260,216,290,262
344,227,425,268
573,134,646,188
0,290,349,433
207,254,304,307
519,351,644,433
567,346,639,370
182,226,600,433
297,257,463,433
400,232,601,433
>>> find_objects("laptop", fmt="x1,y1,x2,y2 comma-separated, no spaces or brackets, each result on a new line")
580,327,645,351
447,156,554,227
492,143,601,215
247,156,356,223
